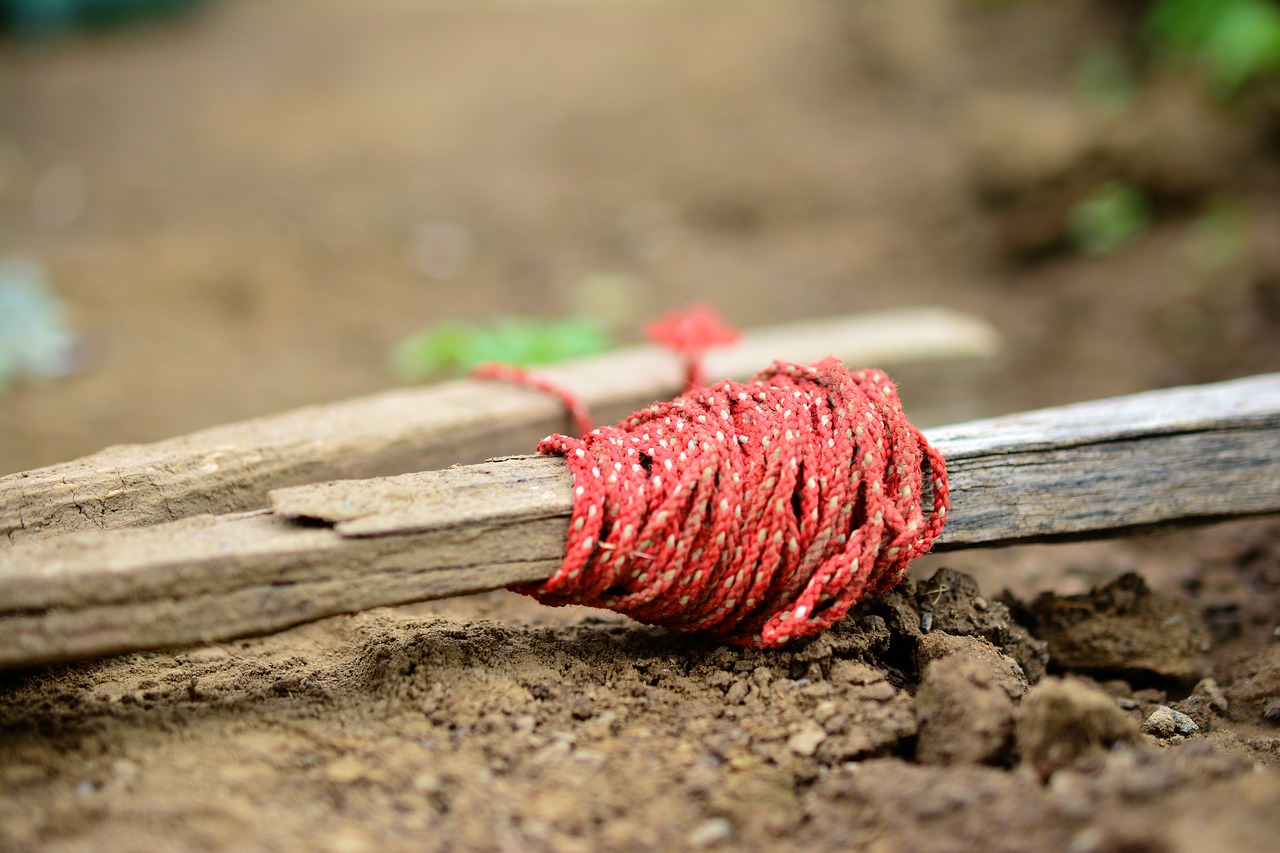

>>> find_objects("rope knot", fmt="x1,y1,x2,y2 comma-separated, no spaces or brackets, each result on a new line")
644,302,741,389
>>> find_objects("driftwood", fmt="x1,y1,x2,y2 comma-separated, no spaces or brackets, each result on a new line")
0,308,999,545
2,373,1278,669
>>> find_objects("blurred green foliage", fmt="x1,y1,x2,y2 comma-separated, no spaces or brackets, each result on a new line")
1068,182,1152,256
0,258,78,396
1146,0,1280,94
1071,45,1138,114
0,0,208,37
392,316,613,381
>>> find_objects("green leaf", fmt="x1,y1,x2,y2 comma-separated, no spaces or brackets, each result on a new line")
390,322,478,380
1068,182,1152,257
1200,0,1280,93
1147,0,1223,51
1147,0,1280,94
392,315,613,380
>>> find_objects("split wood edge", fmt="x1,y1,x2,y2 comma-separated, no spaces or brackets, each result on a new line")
0,308,1000,545
1,372,1278,669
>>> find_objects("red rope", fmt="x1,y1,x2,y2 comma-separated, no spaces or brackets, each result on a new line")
471,306,948,647
523,357,948,648
471,362,595,439
645,302,742,389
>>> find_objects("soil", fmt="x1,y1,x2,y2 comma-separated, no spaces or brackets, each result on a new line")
3,1,1280,851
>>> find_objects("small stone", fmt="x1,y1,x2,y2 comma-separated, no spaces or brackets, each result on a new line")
1141,705,1200,739
812,700,839,723
725,680,750,705
787,721,827,757
688,817,733,848
1263,699,1280,724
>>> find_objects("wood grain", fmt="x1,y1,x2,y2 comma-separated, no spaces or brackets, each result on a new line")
0,308,999,544
930,372,1280,547
0,460,574,668
2,373,1277,669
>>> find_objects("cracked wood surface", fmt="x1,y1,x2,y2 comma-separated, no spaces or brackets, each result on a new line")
0,308,999,545
1,374,1277,668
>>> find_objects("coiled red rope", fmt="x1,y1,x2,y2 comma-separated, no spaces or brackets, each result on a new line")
497,327,949,648
477,306,947,647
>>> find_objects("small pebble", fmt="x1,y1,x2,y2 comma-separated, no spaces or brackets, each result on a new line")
1262,699,1280,723
787,721,827,757
812,700,838,723
688,817,733,848
1141,705,1199,738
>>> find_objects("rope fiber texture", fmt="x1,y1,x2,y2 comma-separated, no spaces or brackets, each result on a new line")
523,356,949,648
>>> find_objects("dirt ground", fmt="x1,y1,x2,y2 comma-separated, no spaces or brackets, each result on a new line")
3,1,1280,850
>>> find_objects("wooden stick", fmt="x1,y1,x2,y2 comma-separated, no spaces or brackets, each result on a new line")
0,308,999,545
2,373,1277,669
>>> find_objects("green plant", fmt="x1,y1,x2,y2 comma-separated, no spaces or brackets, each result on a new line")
392,315,613,381
1146,0,1280,95
1068,182,1153,256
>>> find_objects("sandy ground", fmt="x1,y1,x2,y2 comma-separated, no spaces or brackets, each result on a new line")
2,1,1280,850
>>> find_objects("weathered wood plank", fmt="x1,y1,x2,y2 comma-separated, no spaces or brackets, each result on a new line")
930,372,1280,547
1,374,1277,669
0,308,999,544
0,461,574,668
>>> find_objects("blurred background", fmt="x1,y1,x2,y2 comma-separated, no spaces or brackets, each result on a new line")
2,0,1280,475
